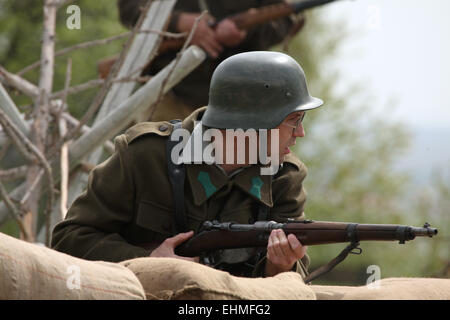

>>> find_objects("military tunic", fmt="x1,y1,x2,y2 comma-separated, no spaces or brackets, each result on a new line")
51,108,310,277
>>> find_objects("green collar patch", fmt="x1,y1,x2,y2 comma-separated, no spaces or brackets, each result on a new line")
250,176,264,200
197,171,217,199
186,163,273,207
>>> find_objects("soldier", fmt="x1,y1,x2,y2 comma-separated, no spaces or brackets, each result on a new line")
117,0,304,122
52,51,323,278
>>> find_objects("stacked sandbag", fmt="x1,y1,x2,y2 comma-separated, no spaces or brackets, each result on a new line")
121,257,316,300
0,232,145,300
311,277,450,300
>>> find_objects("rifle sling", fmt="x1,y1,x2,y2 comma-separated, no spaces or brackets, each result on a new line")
166,120,187,235
303,241,361,284
257,204,270,221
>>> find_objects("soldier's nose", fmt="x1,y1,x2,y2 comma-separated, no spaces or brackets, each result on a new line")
293,123,305,137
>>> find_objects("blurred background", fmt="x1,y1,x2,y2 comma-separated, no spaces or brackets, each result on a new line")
0,0,448,285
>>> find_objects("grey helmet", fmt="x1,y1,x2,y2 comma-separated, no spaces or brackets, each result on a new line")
202,51,323,129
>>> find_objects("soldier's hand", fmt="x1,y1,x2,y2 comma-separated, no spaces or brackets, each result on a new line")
265,229,307,277
177,13,223,58
149,231,200,263
215,19,247,47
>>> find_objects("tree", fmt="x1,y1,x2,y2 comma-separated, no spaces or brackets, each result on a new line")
0,0,205,244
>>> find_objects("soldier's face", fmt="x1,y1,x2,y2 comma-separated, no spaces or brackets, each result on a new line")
271,111,306,163
214,111,305,168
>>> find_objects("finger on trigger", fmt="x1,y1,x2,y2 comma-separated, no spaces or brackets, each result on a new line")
190,256,200,263
178,255,199,263
171,231,194,246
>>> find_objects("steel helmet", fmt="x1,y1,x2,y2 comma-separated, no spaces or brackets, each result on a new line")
202,51,323,129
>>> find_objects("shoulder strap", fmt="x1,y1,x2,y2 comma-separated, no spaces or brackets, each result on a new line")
257,169,280,221
166,120,187,235
257,204,270,221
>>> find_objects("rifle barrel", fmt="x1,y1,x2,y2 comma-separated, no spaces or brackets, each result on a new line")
410,226,438,237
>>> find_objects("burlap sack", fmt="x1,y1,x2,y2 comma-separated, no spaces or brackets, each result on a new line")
120,257,316,300
312,278,450,300
0,232,145,300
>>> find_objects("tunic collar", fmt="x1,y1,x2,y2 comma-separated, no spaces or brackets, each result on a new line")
181,107,274,207
186,163,273,208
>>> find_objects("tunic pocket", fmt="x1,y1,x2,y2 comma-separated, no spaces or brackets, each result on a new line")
136,200,173,235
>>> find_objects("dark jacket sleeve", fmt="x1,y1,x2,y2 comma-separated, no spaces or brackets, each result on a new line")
241,0,295,50
117,0,198,32
117,0,146,28
51,135,150,262
118,0,295,48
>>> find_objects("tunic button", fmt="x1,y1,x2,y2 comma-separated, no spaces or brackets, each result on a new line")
159,124,168,132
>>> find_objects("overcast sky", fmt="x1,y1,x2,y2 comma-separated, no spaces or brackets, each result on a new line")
321,0,450,130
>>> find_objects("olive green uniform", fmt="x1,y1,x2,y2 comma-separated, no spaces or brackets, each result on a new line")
51,108,310,277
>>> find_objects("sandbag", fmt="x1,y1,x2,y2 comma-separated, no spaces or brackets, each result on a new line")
0,232,145,300
121,257,316,300
312,277,450,300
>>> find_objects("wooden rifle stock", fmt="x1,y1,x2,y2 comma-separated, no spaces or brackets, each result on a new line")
174,220,438,257
98,0,340,78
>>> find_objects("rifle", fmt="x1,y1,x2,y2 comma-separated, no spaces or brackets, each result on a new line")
157,0,340,54
174,220,438,283
98,0,341,78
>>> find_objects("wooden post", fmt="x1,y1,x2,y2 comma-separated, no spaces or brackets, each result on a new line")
22,0,57,242
46,0,177,238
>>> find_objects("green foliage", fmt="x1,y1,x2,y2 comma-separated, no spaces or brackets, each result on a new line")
0,0,127,118
0,218,19,238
